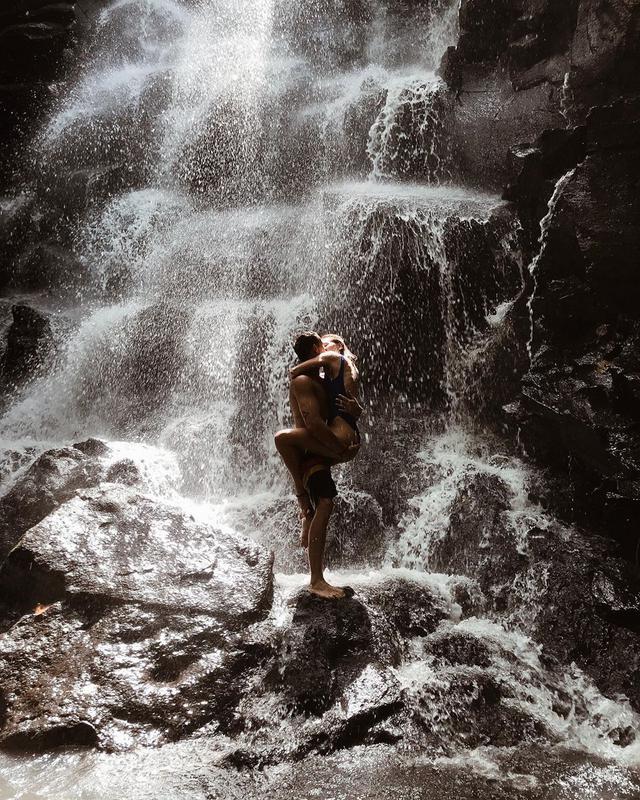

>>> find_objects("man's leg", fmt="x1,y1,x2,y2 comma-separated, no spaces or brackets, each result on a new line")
299,457,331,548
308,498,344,599
305,470,344,600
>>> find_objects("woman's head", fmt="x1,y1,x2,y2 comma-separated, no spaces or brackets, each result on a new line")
322,333,357,363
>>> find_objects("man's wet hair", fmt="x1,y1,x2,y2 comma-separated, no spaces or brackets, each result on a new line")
293,331,322,362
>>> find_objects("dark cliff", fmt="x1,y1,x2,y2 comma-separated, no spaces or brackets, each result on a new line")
440,0,640,550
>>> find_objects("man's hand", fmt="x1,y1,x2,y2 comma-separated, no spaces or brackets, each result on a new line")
335,393,363,420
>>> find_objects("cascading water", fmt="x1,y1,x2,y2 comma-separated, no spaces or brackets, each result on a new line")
1,0,639,797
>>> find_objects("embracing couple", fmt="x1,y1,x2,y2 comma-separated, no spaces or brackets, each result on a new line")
274,331,363,600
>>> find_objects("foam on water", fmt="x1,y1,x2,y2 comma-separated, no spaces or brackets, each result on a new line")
325,179,501,212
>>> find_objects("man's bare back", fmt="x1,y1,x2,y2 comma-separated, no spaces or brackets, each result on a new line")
289,375,328,431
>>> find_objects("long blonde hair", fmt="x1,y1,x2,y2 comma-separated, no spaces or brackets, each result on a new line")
322,333,359,380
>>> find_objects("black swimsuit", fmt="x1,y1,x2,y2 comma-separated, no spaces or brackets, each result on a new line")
323,355,360,439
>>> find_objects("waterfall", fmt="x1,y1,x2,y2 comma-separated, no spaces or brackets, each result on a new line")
0,0,488,491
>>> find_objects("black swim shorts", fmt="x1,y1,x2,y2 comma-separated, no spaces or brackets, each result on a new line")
306,468,338,510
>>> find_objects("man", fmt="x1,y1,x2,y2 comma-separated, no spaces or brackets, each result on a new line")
275,331,361,600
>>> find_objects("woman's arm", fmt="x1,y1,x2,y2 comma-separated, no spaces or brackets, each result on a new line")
289,352,339,379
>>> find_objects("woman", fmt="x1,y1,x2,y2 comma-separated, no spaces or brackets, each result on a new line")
275,332,363,524
290,332,361,450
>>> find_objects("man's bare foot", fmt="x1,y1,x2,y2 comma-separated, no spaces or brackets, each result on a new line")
308,579,345,599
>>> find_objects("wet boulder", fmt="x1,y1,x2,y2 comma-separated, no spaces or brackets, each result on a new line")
104,458,141,486
347,418,427,526
0,442,105,560
0,601,270,751
412,624,565,750
0,483,275,752
272,576,450,719
276,590,373,714
0,484,274,622
361,577,450,642
295,663,405,758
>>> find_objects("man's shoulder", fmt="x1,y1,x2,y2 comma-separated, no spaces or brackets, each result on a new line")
291,374,323,394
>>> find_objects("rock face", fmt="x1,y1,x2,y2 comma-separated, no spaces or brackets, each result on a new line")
504,97,640,547
436,0,640,547
439,0,640,186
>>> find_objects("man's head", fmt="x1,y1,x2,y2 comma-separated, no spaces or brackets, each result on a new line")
293,331,323,362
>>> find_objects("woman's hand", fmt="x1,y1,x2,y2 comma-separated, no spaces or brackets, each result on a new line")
335,393,363,419
335,441,360,463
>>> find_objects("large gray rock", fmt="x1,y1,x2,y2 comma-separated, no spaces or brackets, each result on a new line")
0,481,275,752
1,484,274,623
0,442,104,560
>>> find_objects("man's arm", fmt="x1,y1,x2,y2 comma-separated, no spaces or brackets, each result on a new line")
292,376,344,457
289,352,340,380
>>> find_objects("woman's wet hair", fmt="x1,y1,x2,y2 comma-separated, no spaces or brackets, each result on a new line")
322,333,359,380
293,331,322,362
322,333,357,361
